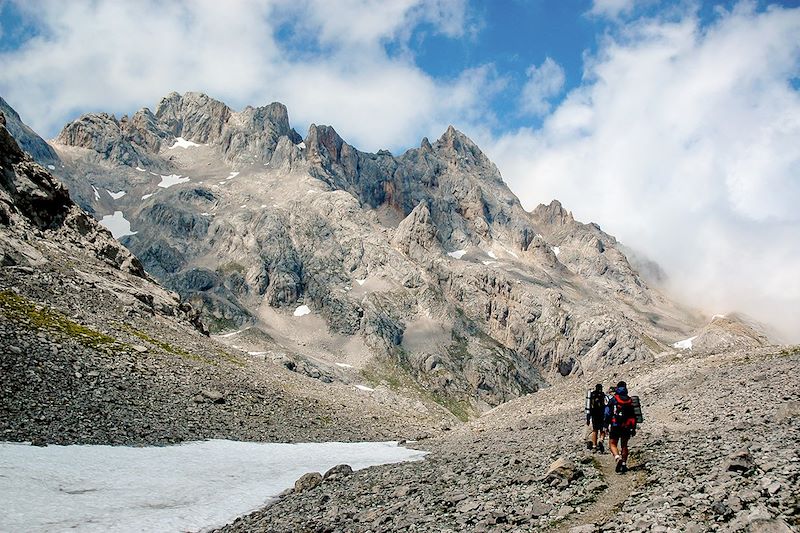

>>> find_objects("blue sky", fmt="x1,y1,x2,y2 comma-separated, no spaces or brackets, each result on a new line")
1,0,795,142
0,0,799,338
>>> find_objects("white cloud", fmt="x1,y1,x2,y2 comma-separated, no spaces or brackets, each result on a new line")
285,0,467,48
0,0,488,152
590,0,637,18
519,57,565,116
488,4,800,341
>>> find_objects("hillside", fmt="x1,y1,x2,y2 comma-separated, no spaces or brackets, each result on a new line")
44,91,756,417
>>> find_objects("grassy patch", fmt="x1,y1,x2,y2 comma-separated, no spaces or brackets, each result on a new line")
217,262,245,275
216,348,246,367
361,355,473,422
122,326,208,364
0,290,116,349
204,315,240,334
641,334,664,354
778,346,800,358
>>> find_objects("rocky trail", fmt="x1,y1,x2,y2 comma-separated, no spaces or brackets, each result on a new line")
553,451,645,533
217,346,799,533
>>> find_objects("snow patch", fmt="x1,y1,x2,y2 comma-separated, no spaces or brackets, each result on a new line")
355,279,367,286
141,193,154,200
673,336,698,350
0,440,425,533
712,314,727,320
47,164,55,170
297,141,306,150
447,249,467,259
158,174,190,188
91,185,100,201
135,166,146,172
248,351,268,356
355,385,375,392
486,250,497,259
99,211,136,239
293,305,311,317
107,190,126,200
168,137,201,149
226,171,240,180
552,246,561,256
335,363,354,368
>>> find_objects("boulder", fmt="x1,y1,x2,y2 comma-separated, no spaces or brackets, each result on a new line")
323,464,353,481
723,449,754,473
543,457,577,483
294,472,323,493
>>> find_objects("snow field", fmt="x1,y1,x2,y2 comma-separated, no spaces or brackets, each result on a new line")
0,440,426,533
99,211,136,238
673,336,698,350
168,137,201,149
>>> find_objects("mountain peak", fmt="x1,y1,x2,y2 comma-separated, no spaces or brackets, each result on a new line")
531,199,574,226
432,125,490,170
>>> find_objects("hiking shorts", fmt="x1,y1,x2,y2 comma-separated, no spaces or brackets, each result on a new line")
609,426,633,440
590,416,604,431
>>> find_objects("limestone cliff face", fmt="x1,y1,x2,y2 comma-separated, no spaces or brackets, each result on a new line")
57,92,303,169
0,108,210,333
43,91,711,413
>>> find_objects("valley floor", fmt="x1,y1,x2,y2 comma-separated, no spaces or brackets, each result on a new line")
216,346,799,533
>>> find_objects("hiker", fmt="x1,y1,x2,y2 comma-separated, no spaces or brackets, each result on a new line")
585,383,606,453
606,385,616,404
605,381,637,473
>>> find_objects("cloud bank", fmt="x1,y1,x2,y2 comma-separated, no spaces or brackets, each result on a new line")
0,0,488,152
487,3,800,341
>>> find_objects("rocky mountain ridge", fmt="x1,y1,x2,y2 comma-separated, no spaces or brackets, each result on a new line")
14,91,773,416
0,108,449,444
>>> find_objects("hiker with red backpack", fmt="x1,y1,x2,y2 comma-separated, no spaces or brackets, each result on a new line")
605,381,637,474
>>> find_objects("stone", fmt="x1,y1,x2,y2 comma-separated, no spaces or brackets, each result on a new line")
747,518,794,533
200,389,225,403
557,505,574,518
724,449,754,473
323,464,353,480
293,472,322,493
543,457,577,483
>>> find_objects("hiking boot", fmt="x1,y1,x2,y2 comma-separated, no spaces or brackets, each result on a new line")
597,442,605,454
586,441,593,450
615,456,623,473
620,462,628,474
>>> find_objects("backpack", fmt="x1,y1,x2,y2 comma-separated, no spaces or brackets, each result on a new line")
611,394,637,428
631,395,644,424
589,390,605,413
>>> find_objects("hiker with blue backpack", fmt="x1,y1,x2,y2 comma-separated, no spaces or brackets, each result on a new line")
605,381,639,474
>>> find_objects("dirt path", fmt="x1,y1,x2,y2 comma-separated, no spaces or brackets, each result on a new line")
553,449,645,532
